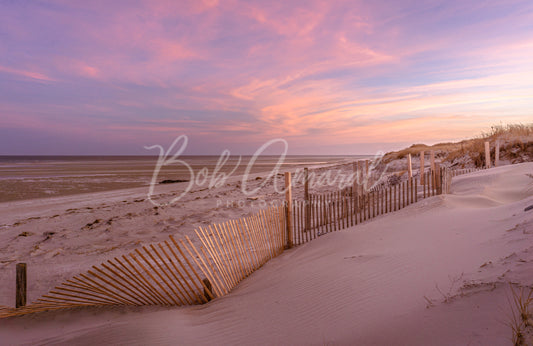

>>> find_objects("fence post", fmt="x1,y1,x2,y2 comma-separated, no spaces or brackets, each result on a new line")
16,263,27,308
352,161,359,194
304,168,310,232
423,171,426,198
495,140,500,167
440,166,444,195
484,141,491,168
410,177,414,204
435,162,441,195
285,172,293,249
431,169,435,196
358,161,364,192
304,167,309,202
402,181,406,208
446,168,452,194
430,150,435,173
407,153,412,180
420,151,425,185
352,162,359,217
415,177,418,202
365,160,370,188
440,165,444,195
392,184,398,211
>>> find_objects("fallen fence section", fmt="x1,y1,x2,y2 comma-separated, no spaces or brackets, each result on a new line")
0,206,286,318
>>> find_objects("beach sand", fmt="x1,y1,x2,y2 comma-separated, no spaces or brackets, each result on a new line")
0,160,360,307
0,162,532,345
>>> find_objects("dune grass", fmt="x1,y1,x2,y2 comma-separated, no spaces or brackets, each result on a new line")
507,284,533,346
383,123,533,168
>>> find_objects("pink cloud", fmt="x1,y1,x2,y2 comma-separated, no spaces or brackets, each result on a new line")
0,65,55,82
244,3,326,38
2,0,533,154
148,38,200,63
76,63,100,78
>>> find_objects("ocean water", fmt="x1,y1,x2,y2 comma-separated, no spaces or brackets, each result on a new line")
0,155,369,202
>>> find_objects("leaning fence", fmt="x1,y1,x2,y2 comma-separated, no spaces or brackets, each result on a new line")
0,206,286,318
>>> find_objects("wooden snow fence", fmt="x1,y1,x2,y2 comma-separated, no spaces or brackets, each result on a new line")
0,205,286,318
288,165,467,245
1,165,483,318
450,167,482,177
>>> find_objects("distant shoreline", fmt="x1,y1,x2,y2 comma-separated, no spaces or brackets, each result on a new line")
0,154,371,203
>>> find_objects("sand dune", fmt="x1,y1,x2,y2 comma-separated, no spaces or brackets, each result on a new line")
1,163,532,345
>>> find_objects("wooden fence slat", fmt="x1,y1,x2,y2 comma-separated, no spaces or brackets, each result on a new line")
171,235,220,298
297,201,302,244
313,196,321,239
143,246,185,305
152,243,193,304
134,248,179,305
157,243,196,304
238,218,259,271
234,218,255,274
360,193,363,222
180,237,220,299
395,184,398,211
101,261,154,305
217,222,241,284
63,277,124,305
323,194,327,233
91,265,148,306
81,271,137,306
215,223,240,286
336,192,340,231
252,213,269,265
208,224,236,289
255,213,272,263
324,194,328,233
115,256,167,305
349,187,354,227
196,226,232,295
224,221,247,279
415,177,418,202
329,193,333,231
261,209,277,258
166,237,213,300
367,192,371,220
403,181,406,209
181,236,222,296
336,192,340,230
50,287,117,305
62,280,126,305
245,216,262,266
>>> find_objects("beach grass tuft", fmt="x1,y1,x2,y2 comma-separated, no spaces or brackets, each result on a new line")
507,284,533,346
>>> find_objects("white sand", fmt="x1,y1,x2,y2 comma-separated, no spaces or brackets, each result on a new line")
1,163,532,345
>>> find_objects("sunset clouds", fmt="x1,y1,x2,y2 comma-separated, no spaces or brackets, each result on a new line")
1,0,532,154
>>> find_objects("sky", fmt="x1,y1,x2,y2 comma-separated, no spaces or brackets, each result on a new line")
1,0,532,155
